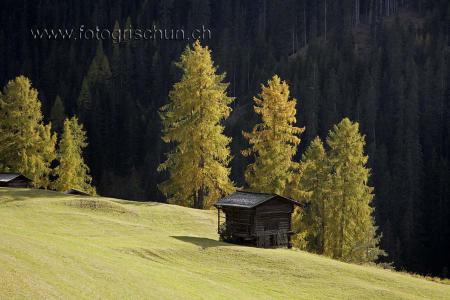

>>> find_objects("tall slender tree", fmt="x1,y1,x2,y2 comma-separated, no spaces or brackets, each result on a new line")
76,41,112,184
293,137,329,253
53,116,95,195
242,75,304,195
50,95,66,134
0,76,56,188
77,41,112,121
325,118,383,262
158,40,235,208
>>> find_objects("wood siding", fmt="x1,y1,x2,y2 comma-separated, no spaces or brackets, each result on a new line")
255,197,293,234
222,207,254,237
0,179,31,188
220,196,295,247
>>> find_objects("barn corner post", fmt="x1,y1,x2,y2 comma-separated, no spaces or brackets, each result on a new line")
217,207,220,234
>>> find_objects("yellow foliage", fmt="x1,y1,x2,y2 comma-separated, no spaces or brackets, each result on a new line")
0,76,56,188
158,41,235,208
243,75,304,195
52,117,95,195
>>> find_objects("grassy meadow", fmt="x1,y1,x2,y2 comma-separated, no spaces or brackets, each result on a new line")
0,188,449,299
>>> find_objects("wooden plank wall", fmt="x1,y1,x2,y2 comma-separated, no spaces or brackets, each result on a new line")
255,198,294,245
0,179,31,188
223,207,254,236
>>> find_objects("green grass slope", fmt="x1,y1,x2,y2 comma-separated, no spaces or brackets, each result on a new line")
1,188,449,300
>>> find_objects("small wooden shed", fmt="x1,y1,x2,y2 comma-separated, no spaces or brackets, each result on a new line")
0,173,32,188
214,191,302,248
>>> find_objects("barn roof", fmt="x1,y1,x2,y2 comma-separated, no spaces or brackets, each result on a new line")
0,173,31,183
214,191,301,209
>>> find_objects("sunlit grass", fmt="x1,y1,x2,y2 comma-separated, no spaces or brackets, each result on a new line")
1,188,449,299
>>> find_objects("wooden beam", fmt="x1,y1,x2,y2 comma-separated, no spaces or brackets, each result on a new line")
217,208,220,233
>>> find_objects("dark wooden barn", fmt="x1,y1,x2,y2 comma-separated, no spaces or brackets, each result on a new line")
0,173,32,188
214,191,302,248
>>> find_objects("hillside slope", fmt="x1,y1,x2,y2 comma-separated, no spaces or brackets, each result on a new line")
0,188,449,299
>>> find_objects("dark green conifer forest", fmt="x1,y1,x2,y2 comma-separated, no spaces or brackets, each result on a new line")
1,0,449,277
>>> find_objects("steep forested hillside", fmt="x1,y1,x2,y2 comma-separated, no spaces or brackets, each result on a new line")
1,0,449,277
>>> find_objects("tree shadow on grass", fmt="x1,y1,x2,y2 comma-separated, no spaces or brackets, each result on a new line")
0,188,67,203
0,188,164,206
171,236,234,249
117,200,164,207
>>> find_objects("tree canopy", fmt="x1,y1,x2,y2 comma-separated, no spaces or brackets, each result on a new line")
158,40,235,208
0,76,56,188
52,116,95,195
243,75,304,195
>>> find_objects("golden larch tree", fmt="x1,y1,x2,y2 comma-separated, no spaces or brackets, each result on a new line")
158,40,235,208
292,137,329,253
0,76,56,188
243,75,304,195
325,118,383,262
52,116,95,195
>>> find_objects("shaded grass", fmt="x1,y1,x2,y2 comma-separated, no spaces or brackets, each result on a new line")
171,236,229,249
1,188,449,299
63,198,137,215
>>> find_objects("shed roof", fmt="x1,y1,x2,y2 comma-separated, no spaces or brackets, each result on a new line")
0,173,31,183
214,191,301,209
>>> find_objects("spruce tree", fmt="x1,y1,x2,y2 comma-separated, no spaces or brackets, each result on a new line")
53,116,95,195
77,41,112,117
87,42,112,83
242,75,304,195
325,118,383,263
0,76,56,188
50,95,66,134
76,41,112,182
158,40,235,209
77,78,92,115
320,68,339,138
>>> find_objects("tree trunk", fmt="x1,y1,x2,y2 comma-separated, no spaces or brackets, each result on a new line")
194,185,205,209
340,200,346,258
303,3,307,46
195,154,205,209
193,190,198,209
292,25,295,54
340,178,347,259
322,194,326,254
324,0,327,41
197,185,205,209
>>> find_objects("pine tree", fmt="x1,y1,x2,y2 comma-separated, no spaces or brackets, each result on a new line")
50,95,66,134
0,76,56,188
301,59,320,144
188,0,211,29
77,41,112,116
53,116,95,195
293,137,329,253
158,40,235,209
77,78,92,116
320,68,339,138
325,118,383,262
76,41,112,183
87,42,112,84
242,75,304,195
